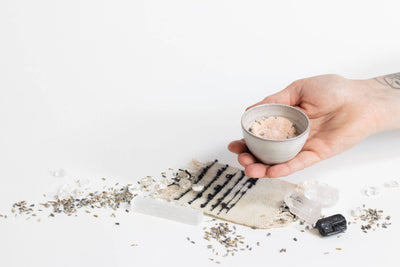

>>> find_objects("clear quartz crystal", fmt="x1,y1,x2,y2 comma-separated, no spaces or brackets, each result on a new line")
350,207,363,217
57,184,79,199
50,169,65,178
284,192,322,224
140,176,154,187
131,196,203,225
363,186,380,197
154,179,169,191
178,179,192,190
303,182,339,207
384,180,399,188
191,184,204,192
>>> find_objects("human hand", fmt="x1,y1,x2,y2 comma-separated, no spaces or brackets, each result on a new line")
228,74,400,178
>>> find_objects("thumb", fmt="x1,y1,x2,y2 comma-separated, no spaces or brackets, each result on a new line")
246,80,303,111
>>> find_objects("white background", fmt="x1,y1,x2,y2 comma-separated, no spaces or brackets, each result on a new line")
1,1,400,266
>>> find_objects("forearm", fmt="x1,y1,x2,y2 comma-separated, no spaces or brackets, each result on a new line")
363,73,400,132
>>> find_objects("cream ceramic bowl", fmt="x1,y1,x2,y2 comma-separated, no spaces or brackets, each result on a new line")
241,103,310,165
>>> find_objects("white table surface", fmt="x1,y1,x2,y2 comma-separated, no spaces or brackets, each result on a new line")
1,1,400,266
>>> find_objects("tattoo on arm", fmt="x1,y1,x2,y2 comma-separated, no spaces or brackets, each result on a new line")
375,72,400,89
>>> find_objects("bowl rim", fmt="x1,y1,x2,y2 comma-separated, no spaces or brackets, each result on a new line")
241,103,310,143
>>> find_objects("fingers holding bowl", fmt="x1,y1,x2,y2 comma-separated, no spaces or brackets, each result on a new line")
228,139,272,178
266,150,321,178
244,163,271,178
237,152,257,166
227,139,249,154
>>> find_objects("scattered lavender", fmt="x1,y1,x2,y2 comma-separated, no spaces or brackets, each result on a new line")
1,169,180,223
8,184,135,221
0,167,397,262
349,205,392,233
186,218,259,263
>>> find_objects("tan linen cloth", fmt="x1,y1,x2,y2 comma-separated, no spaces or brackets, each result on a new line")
156,160,296,229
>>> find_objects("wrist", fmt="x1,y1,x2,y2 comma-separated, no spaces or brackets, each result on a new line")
358,77,400,132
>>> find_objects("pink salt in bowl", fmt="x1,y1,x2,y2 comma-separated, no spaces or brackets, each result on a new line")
241,103,310,165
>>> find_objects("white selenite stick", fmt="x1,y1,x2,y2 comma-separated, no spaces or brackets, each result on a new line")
131,196,203,225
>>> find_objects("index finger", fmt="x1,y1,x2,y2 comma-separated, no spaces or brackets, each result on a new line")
266,150,322,178
227,139,249,154
246,80,304,111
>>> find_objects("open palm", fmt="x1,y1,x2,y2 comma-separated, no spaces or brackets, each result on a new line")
228,74,381,178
